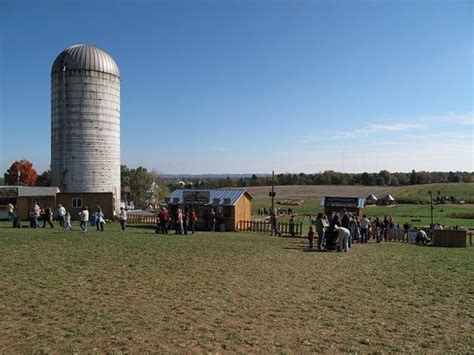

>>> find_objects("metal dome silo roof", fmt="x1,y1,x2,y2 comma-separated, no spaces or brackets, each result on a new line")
51,44,120,77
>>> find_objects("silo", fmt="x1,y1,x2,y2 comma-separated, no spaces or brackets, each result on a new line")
51,44,121,212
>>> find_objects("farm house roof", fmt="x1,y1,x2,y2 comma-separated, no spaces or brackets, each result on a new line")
0,186,60,197
167,189,252,206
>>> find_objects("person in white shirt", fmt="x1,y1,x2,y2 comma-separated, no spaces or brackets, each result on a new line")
79,206,89,233
56,204,66,228
119,207,127,232
335,226,351,252
359,215,371,243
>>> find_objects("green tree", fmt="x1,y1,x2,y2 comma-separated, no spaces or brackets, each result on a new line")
409,169,417,185
36,169,52,186
121,165,156,208
378,170,391,185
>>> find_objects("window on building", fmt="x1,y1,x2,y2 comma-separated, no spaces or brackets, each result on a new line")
72,198,82,208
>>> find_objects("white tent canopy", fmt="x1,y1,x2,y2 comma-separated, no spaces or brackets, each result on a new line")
366,194,378,201
382,194,396,202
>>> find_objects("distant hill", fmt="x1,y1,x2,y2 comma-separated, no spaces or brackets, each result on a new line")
394,183,474,204
246,183,474,204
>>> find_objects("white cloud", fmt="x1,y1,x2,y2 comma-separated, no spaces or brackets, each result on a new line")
418,112,474,126
367,123,424,131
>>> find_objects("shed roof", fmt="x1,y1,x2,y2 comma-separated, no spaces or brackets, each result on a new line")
366,194,378,201
168,189,252,206
0,186,60,197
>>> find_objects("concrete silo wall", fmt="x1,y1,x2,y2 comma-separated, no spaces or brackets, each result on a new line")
51,69,120,211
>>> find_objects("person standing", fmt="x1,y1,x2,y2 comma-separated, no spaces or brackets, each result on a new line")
308,225,316,250
79,206,89,233
42,206,54,228
56,204,66,228
189,208,197,235
360,215,371,243
6,203,14,221
119,207,127,232
158,207,170,234
32,203,41,228
289,214,296,238
210,209,217,232
95,206,105,231
270,212,281,236
176,208,184,235
315,213,327,250
183,208,189,235
64,212,72,230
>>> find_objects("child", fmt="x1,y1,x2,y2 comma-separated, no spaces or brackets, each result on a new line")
119,207,127,232
308,225,315,250
64,212,72,230
376,225,383,243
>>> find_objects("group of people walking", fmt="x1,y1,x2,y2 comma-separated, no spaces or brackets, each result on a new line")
9,203,128,233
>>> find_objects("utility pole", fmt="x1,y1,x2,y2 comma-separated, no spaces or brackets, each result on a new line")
428,190,434,228
268,171,276,213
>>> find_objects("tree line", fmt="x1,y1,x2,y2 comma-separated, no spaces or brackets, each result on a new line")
166,170,473,189
2,160,472,205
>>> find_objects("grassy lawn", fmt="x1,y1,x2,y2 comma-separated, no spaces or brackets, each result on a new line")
1,222,473,353
248,185,474,229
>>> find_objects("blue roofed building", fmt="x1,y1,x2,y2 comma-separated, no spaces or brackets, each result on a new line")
165,189,253,231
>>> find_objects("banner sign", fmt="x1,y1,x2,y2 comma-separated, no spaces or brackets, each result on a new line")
183,190,210,204
324,196,360,208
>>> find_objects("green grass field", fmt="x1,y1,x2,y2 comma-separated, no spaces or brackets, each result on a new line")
1,222,472,353
248,184,474,229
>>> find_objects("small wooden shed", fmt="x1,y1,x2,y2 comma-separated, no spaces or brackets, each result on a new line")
0,186,59,220
165,188,253,231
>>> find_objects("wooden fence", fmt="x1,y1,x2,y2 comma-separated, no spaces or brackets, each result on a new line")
126,214,157,224
237,220,304,237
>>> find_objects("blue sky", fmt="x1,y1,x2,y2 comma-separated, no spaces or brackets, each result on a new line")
1,0,472,175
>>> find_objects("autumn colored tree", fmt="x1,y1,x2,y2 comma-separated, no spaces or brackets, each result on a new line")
4,160,38,186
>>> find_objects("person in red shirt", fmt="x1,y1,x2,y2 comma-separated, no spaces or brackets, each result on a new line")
189,208,197,235
158,207,170,234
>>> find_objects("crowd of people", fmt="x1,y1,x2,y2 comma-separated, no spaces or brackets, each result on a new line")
156,206,220,235
6,202,219,236
303,210,436,252
4,203,441,246
7,203,128,234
